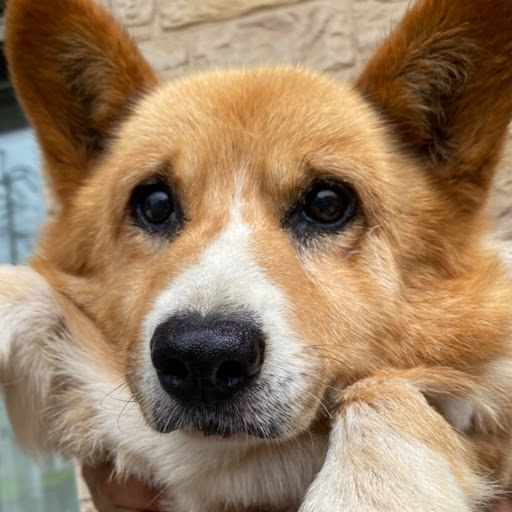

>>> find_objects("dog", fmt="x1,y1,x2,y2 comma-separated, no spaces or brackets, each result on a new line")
1,0,512,510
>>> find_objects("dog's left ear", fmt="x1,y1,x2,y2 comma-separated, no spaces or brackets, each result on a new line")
355,0,512,212
5,0,158,205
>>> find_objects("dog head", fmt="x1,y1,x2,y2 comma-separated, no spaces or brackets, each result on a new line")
5,0,512,442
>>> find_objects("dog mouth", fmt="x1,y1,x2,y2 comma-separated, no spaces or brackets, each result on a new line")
135,310,325,441
149,391,286,439
141,311,319,440
136,353,324,440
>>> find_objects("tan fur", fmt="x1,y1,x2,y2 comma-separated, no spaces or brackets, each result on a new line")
2,0,512,510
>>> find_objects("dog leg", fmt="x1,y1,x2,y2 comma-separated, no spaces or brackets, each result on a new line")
0,264,56,373
0,265,175,505
300,377,490,512
0,264,67,451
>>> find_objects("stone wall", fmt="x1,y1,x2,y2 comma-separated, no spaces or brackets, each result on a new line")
95,0,409,82
78,0,512,510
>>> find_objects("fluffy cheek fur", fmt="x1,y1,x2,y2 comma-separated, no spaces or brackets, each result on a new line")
300,233,512,374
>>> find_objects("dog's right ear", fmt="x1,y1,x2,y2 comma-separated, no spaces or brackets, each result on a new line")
5,0,158,205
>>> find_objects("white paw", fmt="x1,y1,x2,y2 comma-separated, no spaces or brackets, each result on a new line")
0,265,51,370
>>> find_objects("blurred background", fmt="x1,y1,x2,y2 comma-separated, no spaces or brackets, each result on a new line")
0,3,79,511
0,1,511,511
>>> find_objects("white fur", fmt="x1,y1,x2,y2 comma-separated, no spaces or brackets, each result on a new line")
485,233,512,275
142,204,324,438
300,403,479,512
435,397,479,433
0,265,502,511
69,361,327,511
0,266,48,365
0,264,326,511
435,358,512,435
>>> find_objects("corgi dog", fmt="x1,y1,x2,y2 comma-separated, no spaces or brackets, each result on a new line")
2,0,512,510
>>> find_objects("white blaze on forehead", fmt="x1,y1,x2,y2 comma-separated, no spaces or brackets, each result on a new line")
144,202,302,357
144,195,292,340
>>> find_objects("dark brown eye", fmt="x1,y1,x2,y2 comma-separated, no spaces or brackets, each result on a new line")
302,183,354,225
131,181,181,235
142,189,174,224
285,180,357,240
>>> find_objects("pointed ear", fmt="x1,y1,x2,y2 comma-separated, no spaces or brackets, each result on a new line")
5,0,158,204
355,0,512,211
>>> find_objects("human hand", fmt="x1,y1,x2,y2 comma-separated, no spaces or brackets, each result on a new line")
82,463,164,512
495,497,512,512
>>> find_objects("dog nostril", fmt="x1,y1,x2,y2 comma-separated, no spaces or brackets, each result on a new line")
165,358,188,381
152,314,266,403
216,360,246,384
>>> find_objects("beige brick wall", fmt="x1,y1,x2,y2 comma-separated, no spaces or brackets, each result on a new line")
78,1,512,510
95,0,411,82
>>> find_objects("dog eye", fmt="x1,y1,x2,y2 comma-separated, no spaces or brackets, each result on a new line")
142,189,173,224
301,183,356,226
131,181,180,234
285,180,358,241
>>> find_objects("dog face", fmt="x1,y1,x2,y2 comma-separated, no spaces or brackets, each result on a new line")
5,0,512,447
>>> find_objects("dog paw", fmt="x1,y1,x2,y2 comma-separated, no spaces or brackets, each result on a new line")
0,265,51,366
299,377,487,512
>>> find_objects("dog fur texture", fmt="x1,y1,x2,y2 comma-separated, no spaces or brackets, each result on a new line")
2,0,512,510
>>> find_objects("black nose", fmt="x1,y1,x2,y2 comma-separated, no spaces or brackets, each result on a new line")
151,314,265,403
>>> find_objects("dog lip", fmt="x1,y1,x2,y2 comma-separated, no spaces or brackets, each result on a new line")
149,400,283,439
182,426,243,439
153,416,273,438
